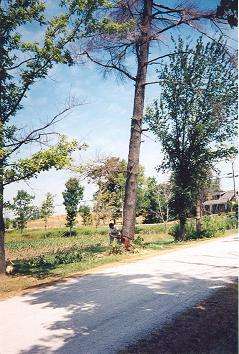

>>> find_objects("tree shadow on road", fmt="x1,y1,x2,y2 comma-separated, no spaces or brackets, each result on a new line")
16,259,238,354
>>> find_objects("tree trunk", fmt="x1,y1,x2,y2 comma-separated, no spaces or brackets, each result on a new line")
196,200,202,233
164,206,169,232
178,216,186,241
0,170,6,274
122,0,153,246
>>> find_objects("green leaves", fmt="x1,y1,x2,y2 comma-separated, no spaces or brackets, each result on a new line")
146,37,237,220
40,193,54,227
63,178,84,231
3,137,79,185
10,190,35,232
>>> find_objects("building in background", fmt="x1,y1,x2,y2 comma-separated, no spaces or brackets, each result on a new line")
203,190,238,214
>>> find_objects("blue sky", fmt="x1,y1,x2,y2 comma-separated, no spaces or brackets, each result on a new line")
4,0,238,215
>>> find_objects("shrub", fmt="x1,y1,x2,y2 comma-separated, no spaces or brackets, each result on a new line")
169,214,238,241
169,221,196,241
133,235,144,247
63,230,78,237
109,242,124,255
14,247,84,274
53,249,83,265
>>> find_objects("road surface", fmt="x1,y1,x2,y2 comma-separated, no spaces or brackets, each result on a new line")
0,235,238,354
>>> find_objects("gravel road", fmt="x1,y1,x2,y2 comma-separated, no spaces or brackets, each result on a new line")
0,235,238,354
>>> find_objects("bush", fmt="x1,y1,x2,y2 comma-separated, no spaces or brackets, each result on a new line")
62,230,78,237
133,235,144,247
53,249,83,265
169,221,196,241
109,242,124,255
169,214,238,241
28,255,51,268
14,247,84,273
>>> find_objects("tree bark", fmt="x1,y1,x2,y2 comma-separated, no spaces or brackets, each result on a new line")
178,216,186,241
164,205,169,232
122,0,153,245
196,200,202,233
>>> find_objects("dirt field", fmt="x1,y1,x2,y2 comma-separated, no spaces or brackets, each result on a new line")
27,214,81,229
27,215,145,229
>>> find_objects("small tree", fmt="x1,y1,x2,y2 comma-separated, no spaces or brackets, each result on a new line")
40,193,54,231
146,38,237,240
144,178,172,229
4,218,12,230
143,177,161,224
79,205,92,226
30,207,41,221
63,178,84,235
11,190,35,233
83,157,147,224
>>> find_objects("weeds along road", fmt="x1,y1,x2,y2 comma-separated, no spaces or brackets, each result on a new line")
0,235,238,354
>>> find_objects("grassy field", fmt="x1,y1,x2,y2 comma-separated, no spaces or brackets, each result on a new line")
1,215,238,299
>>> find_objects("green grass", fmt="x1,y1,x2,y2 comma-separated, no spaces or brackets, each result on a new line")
1,215,237,298
6,223,168,242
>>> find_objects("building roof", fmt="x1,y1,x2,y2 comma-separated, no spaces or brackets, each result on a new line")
203,190,238,206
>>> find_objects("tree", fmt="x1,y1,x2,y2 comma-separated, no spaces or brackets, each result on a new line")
89,157,126,224
146,38,237,240
78,0,233,245
83,157,146,224
0,0,101,273
30,207,40,221
78,205,92,226
4,218,12,230
143,178,172,228
11,190,35,233
40,193,54,231
63,178,84,235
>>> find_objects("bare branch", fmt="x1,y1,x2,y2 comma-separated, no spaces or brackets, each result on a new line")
147,51,191,65
143,81,162,86
7,57,37,71
4,100,84,159
83,51,136,81
3,170,38,186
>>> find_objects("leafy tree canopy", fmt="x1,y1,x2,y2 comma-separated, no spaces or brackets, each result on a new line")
40,193,54,228
63,177,84,233
83,157,147,223
78,205,92,226
143,177,172,224
11,190,35,232
145,37,237,237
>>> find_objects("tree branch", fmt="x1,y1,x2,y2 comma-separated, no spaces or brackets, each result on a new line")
146,51,191,65
5,100,83,159
83,51,136,81
7,57,37,71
